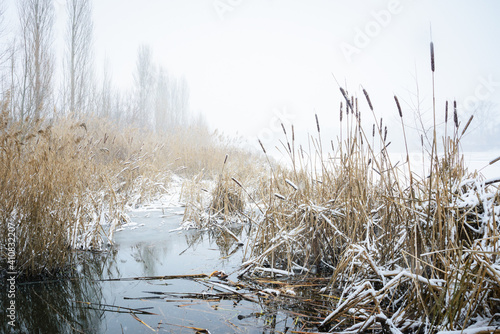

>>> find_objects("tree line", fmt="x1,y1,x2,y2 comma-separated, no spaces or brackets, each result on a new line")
0,0,191,132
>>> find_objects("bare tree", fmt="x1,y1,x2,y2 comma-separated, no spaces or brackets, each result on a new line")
17,0,55,121
154,67,189,133
154,66,168,133
132,44,155,128
0,1,19,120
171,75,189,127
96,56,112,118
0,1,9,90
63,0,93,116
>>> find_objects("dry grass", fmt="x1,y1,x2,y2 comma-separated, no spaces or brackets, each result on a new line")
236,106,500,331
228,45,500,332
181,152,266,229
0,109,169,277
2,39,498,332
0,92,266,278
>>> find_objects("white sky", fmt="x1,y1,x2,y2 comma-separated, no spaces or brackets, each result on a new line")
5,0,500,154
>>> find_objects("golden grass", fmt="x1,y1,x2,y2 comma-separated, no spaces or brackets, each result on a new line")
232,106,500,331
228,45,500,332
0,111,155,277
0,94,266,277
1,39,498,332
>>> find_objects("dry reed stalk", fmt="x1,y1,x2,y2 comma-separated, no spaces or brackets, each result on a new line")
236,55,500,331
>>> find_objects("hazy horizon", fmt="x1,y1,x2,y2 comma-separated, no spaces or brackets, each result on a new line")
3,0,500,155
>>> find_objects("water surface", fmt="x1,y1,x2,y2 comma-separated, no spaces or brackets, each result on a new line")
2,206,309,333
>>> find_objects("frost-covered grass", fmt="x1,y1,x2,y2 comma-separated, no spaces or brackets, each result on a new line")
192,42,499,332
180,154,268,230
0,112,163,277
0,103,263,278
172,85,499,331
230,91,500,332
174,46,500,331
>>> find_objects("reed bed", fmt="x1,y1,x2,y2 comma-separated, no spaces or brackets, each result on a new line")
181,153,267,229
229,45,500,332
0,111,158,277
0,97,264,278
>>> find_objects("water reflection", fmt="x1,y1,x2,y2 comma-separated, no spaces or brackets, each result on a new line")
0,252,106,333
0,210,304,333
183,224,246,258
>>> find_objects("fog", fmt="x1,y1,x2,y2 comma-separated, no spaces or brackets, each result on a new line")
3,0,500,153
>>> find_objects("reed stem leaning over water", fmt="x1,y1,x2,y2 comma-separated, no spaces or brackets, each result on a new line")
235,40,500,332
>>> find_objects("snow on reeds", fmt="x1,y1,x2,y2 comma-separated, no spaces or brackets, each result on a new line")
231,45,500,332
180,153,267,230
0,110,176,278
0,114,146,277
234,106,500,331
0,98,264,278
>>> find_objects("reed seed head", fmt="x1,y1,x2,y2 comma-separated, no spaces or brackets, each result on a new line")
339,87,353,113
231,177,242,187
454,100,458,128
430,42,435,72
461,115,474,136
340,102,343,122
258,139,267,154
363,89,373,111
445,101,448,123
394,95,402,117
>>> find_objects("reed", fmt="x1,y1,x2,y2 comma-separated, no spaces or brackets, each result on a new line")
0,101,261,277
229,43,500,332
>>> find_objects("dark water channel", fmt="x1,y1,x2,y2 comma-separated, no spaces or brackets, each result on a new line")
2,207,310,333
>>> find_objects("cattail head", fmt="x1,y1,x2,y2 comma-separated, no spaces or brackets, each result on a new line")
461,115,474,136
258,139,267,154
231,177,242,188
445,101,448,123
430,42,435,72
340,102,343,122
315,114,320,133
453,100,458,128
281,122,286,135
372,124,375,137
421,134,424,147
394,95,402,117
339,87,353,113
363,89,373,111
223,154,228,164
384,126,388,142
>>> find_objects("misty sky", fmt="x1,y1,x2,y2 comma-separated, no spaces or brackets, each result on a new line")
5,0,500,153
